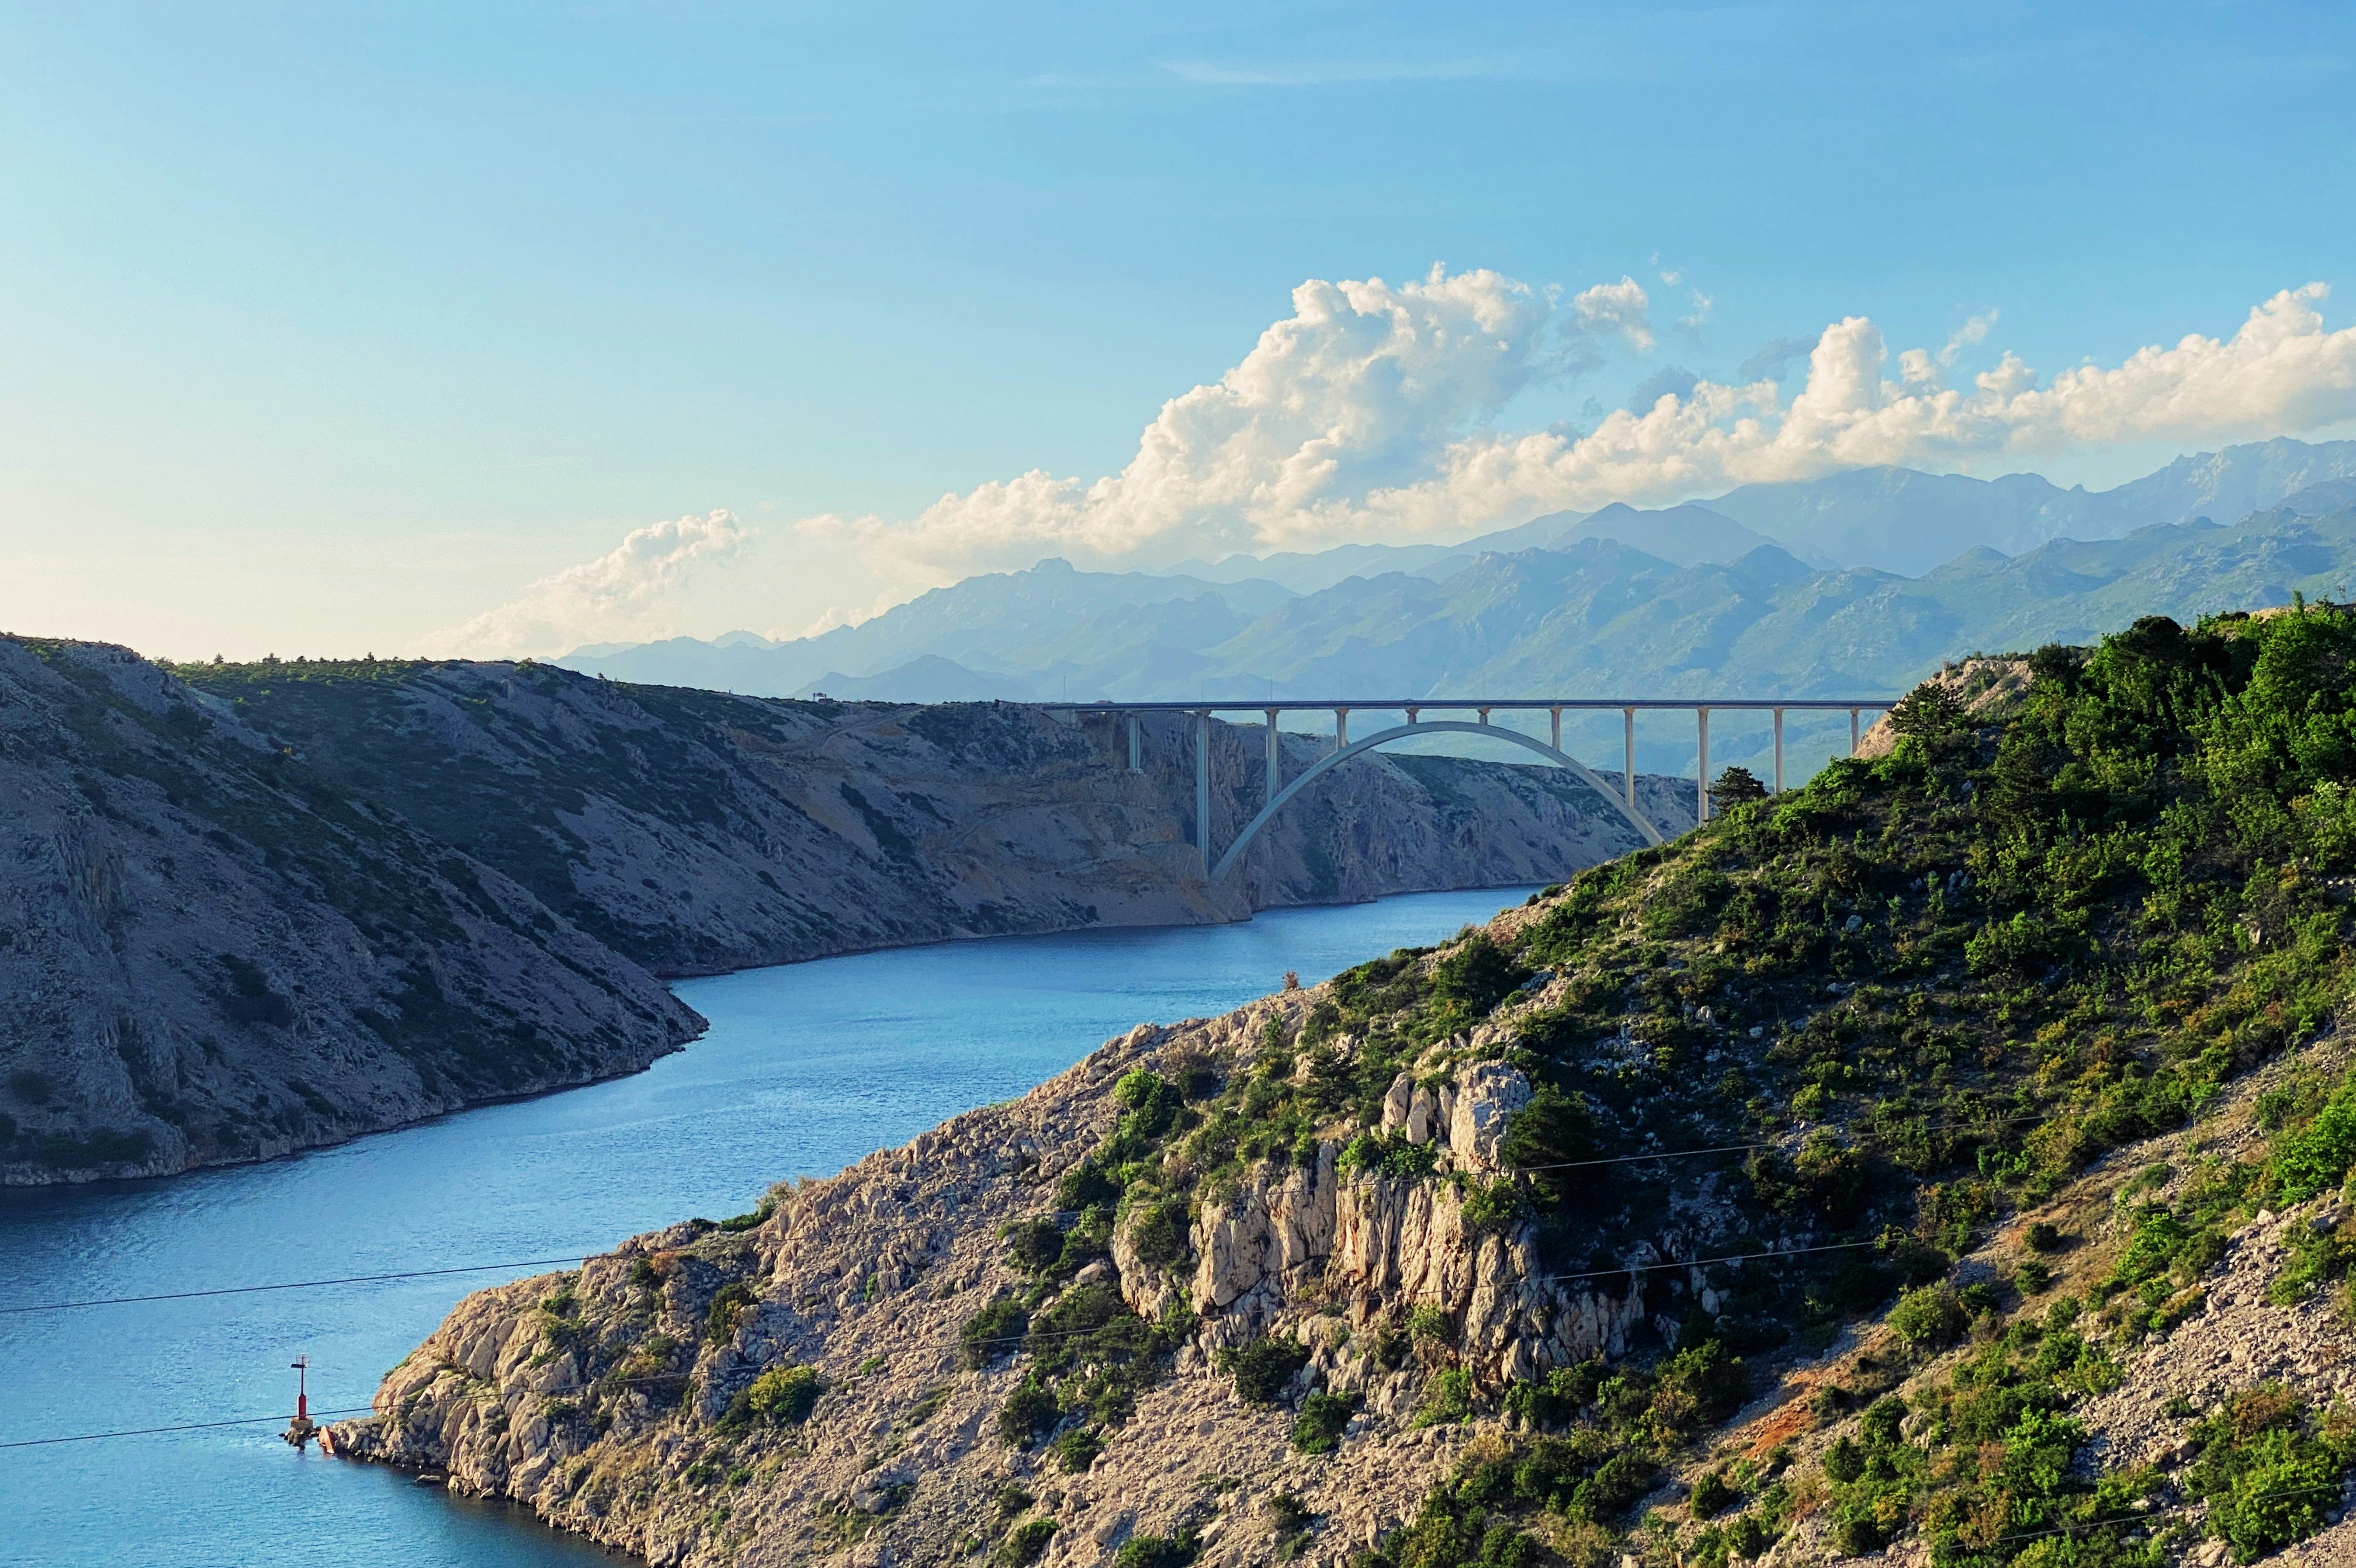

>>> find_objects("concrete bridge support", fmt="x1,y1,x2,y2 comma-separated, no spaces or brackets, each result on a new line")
1084,695,1889,882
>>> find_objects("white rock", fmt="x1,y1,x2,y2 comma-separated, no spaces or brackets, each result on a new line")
1447,1063,1533,1172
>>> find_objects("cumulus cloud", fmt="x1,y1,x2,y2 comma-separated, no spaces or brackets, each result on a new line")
1571,277,1655,354
1399,285,2356,519
804,265,1636,574
427,510,752,658
807,279,2356,581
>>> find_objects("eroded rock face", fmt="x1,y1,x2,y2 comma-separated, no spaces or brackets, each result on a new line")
325,973,1652,1567
1448,1062,1532,1171
0,639,700,1185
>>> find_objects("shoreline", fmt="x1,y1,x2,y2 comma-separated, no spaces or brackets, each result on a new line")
2,880,1549,1194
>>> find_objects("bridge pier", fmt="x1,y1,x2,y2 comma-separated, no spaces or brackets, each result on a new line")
1127,713,1141,772
1146,693,1886,881
1623,707,1636,809
1697,707,1711,824
1195,710,1212,870
1263,710,1280,810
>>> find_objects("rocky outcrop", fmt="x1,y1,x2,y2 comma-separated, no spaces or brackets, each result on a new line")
0,639,701,1184
326,962,1654,1567
182,658,1696,976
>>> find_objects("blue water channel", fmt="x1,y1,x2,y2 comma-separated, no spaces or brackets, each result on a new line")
0,888,1535,1568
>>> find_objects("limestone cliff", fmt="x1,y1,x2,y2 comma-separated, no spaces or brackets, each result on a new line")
327,960,1625,1568
0,639,701,1184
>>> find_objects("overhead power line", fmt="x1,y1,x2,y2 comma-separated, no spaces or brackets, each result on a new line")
0,1406,380,1451
1505,1111,2057,1174
5,1107,2062,1317
1,1252,611,1316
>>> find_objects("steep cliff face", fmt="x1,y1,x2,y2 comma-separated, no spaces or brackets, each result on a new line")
0,639,701,1184
179,659,1695,975
327,977,1617,1568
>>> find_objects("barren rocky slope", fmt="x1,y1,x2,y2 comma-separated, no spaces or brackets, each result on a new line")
0,638,699,1185
332,609,2356,1568
178,658,1694,976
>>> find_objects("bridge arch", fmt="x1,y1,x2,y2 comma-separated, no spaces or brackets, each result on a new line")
1208,719,1664,884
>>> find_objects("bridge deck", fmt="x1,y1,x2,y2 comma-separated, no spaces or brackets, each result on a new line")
1064,696,1898,880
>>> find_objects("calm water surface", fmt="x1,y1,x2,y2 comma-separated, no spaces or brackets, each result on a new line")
0,889,1533,1568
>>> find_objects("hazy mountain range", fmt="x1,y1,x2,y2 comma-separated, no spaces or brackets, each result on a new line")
564,438,2356,709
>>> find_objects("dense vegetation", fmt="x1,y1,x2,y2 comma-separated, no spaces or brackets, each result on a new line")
966,607,2356,1565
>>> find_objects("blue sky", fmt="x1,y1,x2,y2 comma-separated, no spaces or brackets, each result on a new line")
4,2,2354,657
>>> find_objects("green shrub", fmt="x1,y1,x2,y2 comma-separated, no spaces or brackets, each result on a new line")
705,1282,757,1340
1126,1193,1192,1267
1055,1156,1122,1213
1887,1285,1967,1351
1338,1132,1440,1181
1293,1390,1353,1453
1460,1180,1523,1233
1224,1335,1310,1404
740,1364,822,1424
2023,1220,2063,1253
1709,767,1768,810
1052,1425,1102,1473
1111,1532,1198,1568
1406,1306,1456,1347
1859,1394,1907,1448
1413,1368,1474,1427
1688,1468,1737,1516
996,1519,1057,1567
996,1374,1059,1446
959,1300,1030,1369
1431,932,1530,1017
2272,1074,2356,1202
1114,1069,1184,1140
1003,1217,1066,1274
2182,1384,2356,1561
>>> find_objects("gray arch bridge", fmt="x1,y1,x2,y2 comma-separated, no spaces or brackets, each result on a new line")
1052,698,1893,882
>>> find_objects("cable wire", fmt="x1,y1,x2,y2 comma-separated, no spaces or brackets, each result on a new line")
0,1406,380,1451
4,1104,2014,1317
1,1253,607,1316
1505,1111,2057,1174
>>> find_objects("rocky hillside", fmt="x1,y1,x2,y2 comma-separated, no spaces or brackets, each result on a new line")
175,657,1694,976
0,639,699,1185
4,639,1691,1183
331,606,2356,1567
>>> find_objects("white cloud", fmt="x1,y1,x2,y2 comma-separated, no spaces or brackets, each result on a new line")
805,265,1623,575
427,510,752,658
805,279,2356,582
1396,285,2356,518
1571,276,1655,353
1939,310,1998,366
